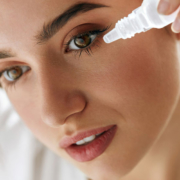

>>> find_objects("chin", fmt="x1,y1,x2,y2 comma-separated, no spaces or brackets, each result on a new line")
77,154,139,180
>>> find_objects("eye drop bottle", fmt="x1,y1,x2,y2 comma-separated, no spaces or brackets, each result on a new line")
103,0,180,43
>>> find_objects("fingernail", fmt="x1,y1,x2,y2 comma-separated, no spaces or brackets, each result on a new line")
158,0,170,14
172,18,180,33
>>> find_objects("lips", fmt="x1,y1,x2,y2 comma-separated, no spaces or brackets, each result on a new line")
59,125,117,162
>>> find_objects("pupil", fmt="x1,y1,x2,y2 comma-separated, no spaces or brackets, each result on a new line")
75,35,91,48
8,67,22,79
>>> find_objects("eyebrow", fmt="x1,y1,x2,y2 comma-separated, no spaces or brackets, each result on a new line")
34,2,110,44
0,2,110,59
0,50,16,59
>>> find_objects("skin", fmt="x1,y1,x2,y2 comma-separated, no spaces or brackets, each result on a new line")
0,0,180,180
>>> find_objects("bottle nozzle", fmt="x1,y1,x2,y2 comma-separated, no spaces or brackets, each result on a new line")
103,28,121,44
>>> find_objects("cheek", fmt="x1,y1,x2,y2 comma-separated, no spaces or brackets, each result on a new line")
10,96,43,133
97,30,180,141
76,30,180,178
8,93,55,148
96,28,180,125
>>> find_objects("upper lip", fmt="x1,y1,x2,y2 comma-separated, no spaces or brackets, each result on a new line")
59,124,115,149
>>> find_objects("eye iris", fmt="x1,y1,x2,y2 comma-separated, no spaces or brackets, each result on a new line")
74,35,91,48
7,67,22,80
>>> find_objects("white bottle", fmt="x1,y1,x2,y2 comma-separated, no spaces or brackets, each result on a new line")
103,0,180,43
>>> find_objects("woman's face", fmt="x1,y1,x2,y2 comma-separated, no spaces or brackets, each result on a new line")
0,0,180,179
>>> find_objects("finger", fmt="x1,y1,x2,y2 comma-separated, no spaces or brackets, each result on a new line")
172,10,180,32
157,0,180,15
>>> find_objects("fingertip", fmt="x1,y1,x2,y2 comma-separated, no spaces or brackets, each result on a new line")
172,13,180,33
171,23,180,33
157,0,170,15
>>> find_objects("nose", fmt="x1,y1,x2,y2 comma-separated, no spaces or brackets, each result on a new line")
37,66,86,128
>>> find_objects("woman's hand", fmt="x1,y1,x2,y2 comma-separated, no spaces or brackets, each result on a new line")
157,0,180,33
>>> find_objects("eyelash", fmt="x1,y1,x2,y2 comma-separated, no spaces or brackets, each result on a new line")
0,65,30,89
63,24,111,59
0,24,112,88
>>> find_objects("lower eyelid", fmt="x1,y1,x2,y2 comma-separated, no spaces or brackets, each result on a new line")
71,37,102,59
66,33,101,54
64,25,109,53
1,67,31,85
69,34,97,50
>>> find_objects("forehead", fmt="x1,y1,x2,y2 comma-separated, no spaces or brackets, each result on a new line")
0,0,111,54
0,0,83,53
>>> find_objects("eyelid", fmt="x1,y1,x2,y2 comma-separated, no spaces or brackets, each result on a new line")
0,64,29,76
64,31,96,52
68,34,97,51
2,66,30,82
67,29,104,46
63,24,112,52
0,65,30,84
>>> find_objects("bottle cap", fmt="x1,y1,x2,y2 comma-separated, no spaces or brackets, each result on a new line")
103,28,121,43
